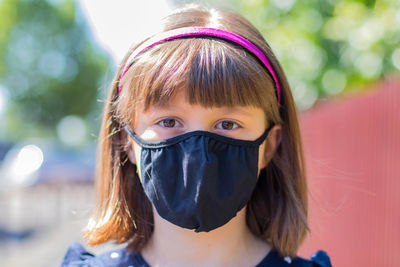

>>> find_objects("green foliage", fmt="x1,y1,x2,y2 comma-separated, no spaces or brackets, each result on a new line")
193,0,400,109
0,0,111,140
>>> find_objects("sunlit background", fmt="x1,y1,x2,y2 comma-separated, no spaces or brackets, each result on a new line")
0,0,399,266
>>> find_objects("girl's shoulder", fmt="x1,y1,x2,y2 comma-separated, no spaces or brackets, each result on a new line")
61,242,147,267
61,242,332,267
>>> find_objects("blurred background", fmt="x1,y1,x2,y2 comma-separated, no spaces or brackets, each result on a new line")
0,0,398,266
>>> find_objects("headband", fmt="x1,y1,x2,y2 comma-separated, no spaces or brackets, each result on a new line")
118,27,281,104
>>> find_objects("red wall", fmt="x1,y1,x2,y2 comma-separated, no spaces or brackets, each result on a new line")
298,76,400,266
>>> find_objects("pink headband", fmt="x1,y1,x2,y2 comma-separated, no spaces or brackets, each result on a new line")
118,27,281,104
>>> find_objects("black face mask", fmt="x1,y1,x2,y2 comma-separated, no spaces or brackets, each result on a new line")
125,125,272,232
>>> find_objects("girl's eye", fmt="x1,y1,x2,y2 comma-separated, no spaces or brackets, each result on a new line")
216,121,240,130
158,118,180,128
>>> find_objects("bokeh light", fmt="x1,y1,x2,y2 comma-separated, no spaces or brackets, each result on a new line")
11,144,44,177
57,115,87,146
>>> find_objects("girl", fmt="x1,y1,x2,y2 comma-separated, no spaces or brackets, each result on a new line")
62,4,332,267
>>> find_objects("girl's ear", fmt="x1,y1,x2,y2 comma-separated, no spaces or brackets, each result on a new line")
126,142,137,165
121,128,137,165
260,124,282,169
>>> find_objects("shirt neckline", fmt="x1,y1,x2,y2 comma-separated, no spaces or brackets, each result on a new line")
131,247,278,267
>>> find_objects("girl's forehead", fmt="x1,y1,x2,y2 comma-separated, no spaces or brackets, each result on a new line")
143,89,259,112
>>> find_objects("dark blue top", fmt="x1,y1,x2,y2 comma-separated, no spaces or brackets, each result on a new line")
61,242,332,267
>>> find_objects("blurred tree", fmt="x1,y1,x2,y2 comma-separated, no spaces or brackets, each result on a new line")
173,0,400,109
0,0,111,140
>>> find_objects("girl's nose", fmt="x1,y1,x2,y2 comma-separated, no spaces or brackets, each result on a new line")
187,123,209,132
185,116,216,133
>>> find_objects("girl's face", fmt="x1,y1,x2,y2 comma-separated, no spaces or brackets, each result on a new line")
129,90,272,173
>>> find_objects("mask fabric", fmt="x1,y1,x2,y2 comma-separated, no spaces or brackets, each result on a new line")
125,126,272,232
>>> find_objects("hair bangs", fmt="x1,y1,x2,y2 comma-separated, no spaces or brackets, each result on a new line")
120,38,277,114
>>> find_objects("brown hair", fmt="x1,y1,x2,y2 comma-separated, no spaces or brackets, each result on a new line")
84,4,308,257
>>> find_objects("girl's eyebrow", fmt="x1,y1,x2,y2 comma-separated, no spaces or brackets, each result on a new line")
147,105,183,115
217,107,256,116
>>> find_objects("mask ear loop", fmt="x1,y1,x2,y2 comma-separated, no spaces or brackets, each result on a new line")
117,27,281,105
257,123,276,144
